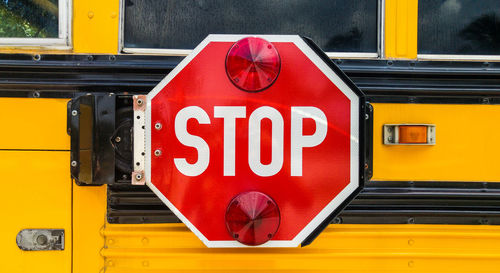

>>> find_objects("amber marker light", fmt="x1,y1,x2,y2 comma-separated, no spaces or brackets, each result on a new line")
383,124,436,145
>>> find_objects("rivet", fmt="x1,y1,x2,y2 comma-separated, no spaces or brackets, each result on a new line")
141,237,149,245
107,260,114,267
71,110,78,116
154,149,162,157
71,161,77,167
108,239,114,245
155,123,162,130
408,239,415,246
110,11,117,18
137,99,143,106
88,11,94,19
142,260,149,267
408,260,414,268
365,113,369,120
114,136,121,143
135,173,143,181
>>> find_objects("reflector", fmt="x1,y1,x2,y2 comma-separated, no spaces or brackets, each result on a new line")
225,191,280,246
399,125,428,144
225,37,280,92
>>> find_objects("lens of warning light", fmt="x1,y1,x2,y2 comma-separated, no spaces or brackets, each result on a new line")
225,37,281,92
225,191,280,246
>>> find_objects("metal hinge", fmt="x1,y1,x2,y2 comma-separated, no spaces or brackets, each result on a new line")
132,95,146,185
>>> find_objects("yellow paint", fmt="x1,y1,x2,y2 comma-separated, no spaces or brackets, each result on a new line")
385,0,418,59
73,0,120,54
72,184,107,273
372,103,500,181
0,98,70,150
101,223,500,272
0,151,71,273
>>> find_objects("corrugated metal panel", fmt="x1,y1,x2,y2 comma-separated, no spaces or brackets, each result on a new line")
101,224,500,272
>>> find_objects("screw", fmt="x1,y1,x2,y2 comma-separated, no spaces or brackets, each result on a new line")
32,54,41,61
155,123,162,130
135,173,143,181
114,136,121,143
137,99,143,106
365,113,369,120
71,161,77,167
71,110,78,116
154,149,162,156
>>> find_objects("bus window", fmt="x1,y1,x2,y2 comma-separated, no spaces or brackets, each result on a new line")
418,0,500,56
0,0,70,47
122,0,379,56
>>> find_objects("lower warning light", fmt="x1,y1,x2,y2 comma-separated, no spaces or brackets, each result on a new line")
225,191,281,246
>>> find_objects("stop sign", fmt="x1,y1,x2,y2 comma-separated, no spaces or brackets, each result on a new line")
143,35,367,247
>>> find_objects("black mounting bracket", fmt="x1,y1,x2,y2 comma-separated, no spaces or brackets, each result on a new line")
67,93,116,185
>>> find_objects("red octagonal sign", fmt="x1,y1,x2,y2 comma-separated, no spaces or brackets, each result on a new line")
143,35,367,247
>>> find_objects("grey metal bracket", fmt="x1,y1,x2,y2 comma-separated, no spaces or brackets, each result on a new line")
16,229,64,251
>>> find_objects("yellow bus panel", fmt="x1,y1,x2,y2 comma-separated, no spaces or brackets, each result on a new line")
0,151,71,273
372,103,500,182
0,98,69,150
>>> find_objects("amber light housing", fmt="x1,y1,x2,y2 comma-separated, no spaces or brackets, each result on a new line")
225,37,281,92
225,191,280,246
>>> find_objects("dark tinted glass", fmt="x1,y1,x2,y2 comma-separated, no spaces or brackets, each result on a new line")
0,0,59,38
124,0,378,52
419,0,500,55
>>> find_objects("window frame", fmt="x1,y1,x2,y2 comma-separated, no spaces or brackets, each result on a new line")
118,0,384,59
0,0,72,49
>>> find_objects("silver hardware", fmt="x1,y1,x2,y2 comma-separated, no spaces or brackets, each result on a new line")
132,95,147,185
71,161,77,167
155,123,162,130
154,149,162,157
71,110,78,116
16,229,64,251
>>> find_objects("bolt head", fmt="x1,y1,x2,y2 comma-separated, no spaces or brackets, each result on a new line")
135,173,142,181
71,110,78,116
71,161,77,167
114,136,121,143
154,149,162,156
36,234,48,246
137,99,143,106
154,123,162,130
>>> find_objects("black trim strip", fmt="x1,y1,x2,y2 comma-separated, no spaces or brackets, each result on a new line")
3,54,500,99
107,181,500,226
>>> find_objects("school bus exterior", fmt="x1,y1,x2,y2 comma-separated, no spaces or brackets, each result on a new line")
1,0,500,272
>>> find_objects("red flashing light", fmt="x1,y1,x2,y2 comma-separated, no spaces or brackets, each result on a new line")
225,37,281,92
225,191,280,246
